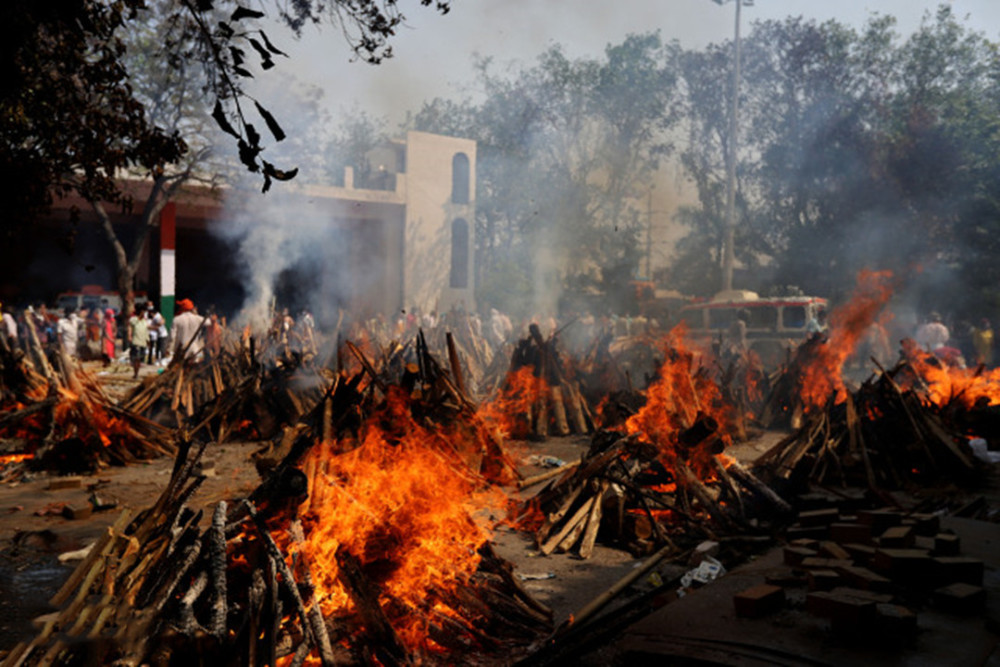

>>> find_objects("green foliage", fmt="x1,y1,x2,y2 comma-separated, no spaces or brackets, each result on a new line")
672,5,1000,316
412,33,680,312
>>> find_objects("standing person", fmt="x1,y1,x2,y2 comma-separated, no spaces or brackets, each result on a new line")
973,318,995,368
204,306,222,359
722,308,750,362
1,304,18,346
915,312,950,352
171,298,206,363
154,306,168,362
102,307,116,365
145,302,159,363
805,308,828,341
57,307,80,359
127,308,149,379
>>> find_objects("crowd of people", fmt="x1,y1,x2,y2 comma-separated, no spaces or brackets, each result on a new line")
0,297,230,379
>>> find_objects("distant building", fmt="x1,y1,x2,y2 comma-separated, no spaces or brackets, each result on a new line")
10,131,475,323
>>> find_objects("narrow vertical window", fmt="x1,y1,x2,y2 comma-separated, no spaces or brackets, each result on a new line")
451,153,470,204
450,218,469,288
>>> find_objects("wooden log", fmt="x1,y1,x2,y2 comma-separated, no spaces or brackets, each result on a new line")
728,460,792,515
550,385,570,436
540,496,596,556
578,482,607,559
335,545,411,666
446,331,467,397
517,460,581,490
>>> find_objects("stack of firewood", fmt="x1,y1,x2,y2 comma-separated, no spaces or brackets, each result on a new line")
0,311,176,475
488,324,595,440
752,355,982,491
521,426,791,559
122,334,331,443
7,345,548,666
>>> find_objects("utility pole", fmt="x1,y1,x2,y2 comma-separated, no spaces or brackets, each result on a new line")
714,0,748,293
646,186,654,281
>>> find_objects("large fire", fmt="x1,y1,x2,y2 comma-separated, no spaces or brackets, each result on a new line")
479,366,546,439
623,324,733,477
798,270,895,412
280,386,511,659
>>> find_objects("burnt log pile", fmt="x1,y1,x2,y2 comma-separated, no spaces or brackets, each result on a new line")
0,314,176,478
752,353,984,493
5,343,551,666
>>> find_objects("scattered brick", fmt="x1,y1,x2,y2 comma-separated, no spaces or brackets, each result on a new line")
47,477,82,490
910,513,941,537
835,565,892,592
783,546,818,566
872,548,934,584
933,583,986,614
875,603,918,641
879,525,915,549
933,533,961,557
734,584,785,618
61,503,92,520
800,557,853,570
933,557,984,587
858,509,903,535
841,543,877,564
829,522,872,545
797,508,840,527
807,590,878,629
819,541,852,560
786,524,830,541
807,569,841,592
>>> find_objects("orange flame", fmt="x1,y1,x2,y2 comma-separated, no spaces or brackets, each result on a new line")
798,270,895,411
624,325,732,476
285,388,510,656
479,366,548,440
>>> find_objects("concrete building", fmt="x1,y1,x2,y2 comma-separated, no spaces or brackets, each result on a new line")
11,131,476,324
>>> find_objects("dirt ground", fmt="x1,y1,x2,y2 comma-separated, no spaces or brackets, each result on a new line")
4,361,986,663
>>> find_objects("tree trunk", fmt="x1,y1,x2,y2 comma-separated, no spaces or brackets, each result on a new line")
90,173,187,320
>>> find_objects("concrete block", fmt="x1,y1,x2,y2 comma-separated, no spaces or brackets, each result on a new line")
733,584,785,618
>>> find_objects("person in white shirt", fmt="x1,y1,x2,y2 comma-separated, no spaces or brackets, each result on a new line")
171,299,207,362
915,312,950,352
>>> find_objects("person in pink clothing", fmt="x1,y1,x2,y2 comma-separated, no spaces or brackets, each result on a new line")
102,308,116,365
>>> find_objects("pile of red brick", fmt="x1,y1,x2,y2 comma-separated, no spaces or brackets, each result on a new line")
733,504,986,644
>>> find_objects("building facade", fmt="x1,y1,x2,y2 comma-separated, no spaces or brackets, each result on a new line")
16,131,475,324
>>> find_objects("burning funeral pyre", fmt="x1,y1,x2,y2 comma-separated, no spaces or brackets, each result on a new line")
0,316,175,481
517,325,791,559
4,340,551,666
5,276,1000,666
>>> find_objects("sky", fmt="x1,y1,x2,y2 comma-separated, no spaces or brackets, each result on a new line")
270,0,1000,124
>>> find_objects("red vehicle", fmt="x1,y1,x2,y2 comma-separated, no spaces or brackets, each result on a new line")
678,290,828,368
